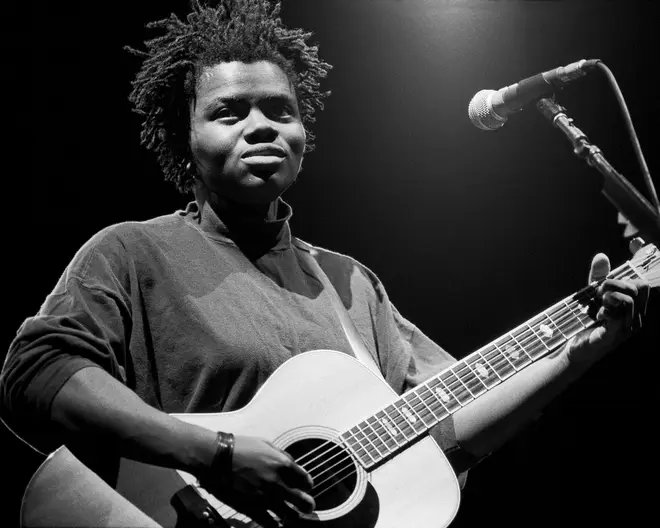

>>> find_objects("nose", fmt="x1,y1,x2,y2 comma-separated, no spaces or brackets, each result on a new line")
244,108,278,144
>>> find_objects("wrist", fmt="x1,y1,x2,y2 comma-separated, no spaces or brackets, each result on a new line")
562,333,605,380
199,431,235,487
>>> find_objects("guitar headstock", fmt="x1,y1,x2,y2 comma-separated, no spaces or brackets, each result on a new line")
628,239,660,288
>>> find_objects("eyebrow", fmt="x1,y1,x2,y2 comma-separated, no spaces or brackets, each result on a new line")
205,93,296,108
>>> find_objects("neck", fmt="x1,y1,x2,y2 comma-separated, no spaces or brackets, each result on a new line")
193,179,280,225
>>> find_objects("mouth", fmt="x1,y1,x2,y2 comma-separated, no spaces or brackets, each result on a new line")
241,155,285,167
241,144,287,161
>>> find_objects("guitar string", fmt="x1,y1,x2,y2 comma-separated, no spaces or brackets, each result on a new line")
304,292,595,483
322,266,626,471
298,277,600,475
306,290,594,484
217,258,652,522
260,261,654,520
220,259,650,521
290,267,632,498
300,282,603,482
301,263,639,490
301,314,582,486
292,288,591,478
310,288,608,499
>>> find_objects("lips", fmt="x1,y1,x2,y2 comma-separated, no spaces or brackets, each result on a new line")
241,145,286,170
241,145,286,159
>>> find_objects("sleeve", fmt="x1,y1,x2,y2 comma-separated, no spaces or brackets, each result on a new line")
389,305,477,483
0,229,134,453
347,261,474,485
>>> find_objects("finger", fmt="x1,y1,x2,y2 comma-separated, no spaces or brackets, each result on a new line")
281,458,314,490
262,493,309,525
599,279,639,298
279,485,316,514
600,291,635,329
635,279,651,320
216,491,280,528
589,253,611,283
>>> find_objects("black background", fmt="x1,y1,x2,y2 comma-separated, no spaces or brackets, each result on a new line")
4,1,659,526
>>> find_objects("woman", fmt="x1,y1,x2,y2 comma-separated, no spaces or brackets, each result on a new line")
0,1,650,526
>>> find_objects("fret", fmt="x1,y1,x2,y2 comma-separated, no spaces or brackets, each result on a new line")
492,342,521,373
572,286,599,323
542,306,569,339
342,429,373,466
338,437,362,468
440,369,474,405
453,361,488,397
417,384,450,421
531,311,566,351
427,377,463,412
548,301,586,339
508,331,535,361
464,353,500,389
475,349,505,381
483,344,517,380
374,409,405,447
487,345,517,378
352,424,380,463
393,398,426,434
425,378,458,413
562,299,588,329
497,336,532,370
407,390,439,425
383,405,415,441
365,416,397,453
515,325,544,359
361,419,391,459
526,322,552,355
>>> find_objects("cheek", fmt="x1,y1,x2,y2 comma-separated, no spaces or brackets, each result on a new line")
191,127,236,169
290,124,307,157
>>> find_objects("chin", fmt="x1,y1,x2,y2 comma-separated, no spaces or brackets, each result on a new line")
230,175,291,204
243,170,294,198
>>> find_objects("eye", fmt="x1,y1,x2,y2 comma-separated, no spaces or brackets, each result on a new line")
263,100,294,121
214,106,239,121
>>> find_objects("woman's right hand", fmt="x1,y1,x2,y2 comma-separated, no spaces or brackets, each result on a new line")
203,435,315,526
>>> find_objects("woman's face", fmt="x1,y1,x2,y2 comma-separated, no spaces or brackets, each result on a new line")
189,60,306,206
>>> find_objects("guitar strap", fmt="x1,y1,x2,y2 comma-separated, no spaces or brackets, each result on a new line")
302,246,384,378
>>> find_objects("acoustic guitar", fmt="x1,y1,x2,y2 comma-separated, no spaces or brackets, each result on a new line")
20,243,659,527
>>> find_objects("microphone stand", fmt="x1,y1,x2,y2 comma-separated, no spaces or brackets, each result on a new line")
536,97,660,250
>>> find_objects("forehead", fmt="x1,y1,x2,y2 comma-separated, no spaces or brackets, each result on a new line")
196,61,296,103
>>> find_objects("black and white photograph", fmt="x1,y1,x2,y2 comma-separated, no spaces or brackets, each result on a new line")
3,1,658,527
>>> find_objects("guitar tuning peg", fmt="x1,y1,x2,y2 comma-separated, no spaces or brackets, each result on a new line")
629,237,646,255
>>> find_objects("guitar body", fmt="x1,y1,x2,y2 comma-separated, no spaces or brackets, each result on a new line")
22,350,461,528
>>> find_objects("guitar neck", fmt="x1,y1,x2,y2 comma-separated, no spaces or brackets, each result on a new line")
341,245,658,469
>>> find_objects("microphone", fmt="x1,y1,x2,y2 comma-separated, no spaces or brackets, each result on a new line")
468,59,600,131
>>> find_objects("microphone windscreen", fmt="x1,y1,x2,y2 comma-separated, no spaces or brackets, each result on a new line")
468,89,505,131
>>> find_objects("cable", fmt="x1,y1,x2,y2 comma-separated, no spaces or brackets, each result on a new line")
595,61,660,213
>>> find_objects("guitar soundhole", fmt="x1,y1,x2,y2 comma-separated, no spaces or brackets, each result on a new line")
285,437,357,512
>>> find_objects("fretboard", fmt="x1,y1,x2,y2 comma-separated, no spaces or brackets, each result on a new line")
340,256,648,470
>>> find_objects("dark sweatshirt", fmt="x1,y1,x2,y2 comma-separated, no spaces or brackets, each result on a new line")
1,199,460,461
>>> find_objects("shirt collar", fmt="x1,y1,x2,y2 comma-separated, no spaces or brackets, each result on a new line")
182,198,294,255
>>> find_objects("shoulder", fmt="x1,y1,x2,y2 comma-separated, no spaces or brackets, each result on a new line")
83,207,194,251
64,209,193,280
293,237,385,302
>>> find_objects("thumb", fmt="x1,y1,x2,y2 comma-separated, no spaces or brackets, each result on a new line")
588,253,611,283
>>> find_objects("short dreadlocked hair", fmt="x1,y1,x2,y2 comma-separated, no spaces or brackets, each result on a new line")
125,0,332,194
